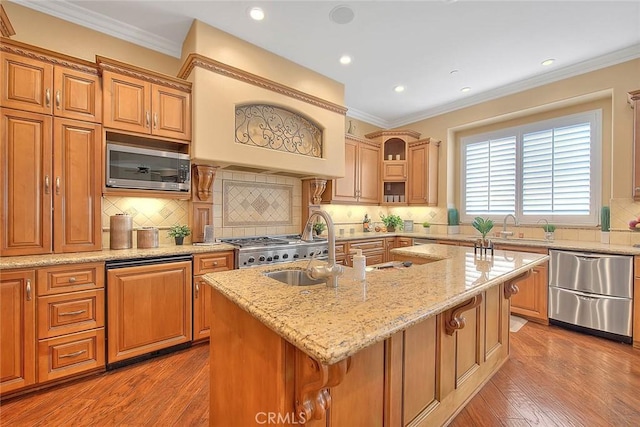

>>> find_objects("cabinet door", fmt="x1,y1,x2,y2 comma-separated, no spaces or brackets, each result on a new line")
0,52,53,115
332,139,358,202
0,270,36,394
358,143,381,204
408,144,427,204
151,85,191,141
53,67,101,123
1,108,52,256
53,119,102,253
382,161,407,181
102,71,151,134
193,276,211,341
107,261,192,364
510,262,549,323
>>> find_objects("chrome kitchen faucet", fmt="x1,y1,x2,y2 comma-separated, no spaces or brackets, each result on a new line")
301,210,344,288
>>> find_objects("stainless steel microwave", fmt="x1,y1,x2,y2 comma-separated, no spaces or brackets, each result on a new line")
106,143,190,192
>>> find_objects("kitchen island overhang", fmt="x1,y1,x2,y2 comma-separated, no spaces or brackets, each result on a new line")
202,244,548,426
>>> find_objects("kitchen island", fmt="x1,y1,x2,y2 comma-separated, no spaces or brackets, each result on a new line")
202,244,547,426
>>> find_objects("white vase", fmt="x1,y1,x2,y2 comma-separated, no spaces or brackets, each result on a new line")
601,231,610,244
448,225,460,235
424,227,431,234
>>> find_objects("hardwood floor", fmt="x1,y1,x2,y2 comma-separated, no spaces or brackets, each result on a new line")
1,323,639,426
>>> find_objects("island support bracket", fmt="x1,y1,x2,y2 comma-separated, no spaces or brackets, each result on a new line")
295,350,351,422
445,294,483,335
503,269,532,299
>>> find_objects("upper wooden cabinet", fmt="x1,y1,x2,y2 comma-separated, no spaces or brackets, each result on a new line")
630,90,640,200
1,109,102,255
322,135,380,204
99,57,192,142
0,41,101,122
408,138,440,206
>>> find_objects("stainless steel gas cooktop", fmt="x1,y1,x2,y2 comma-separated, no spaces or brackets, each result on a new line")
219,235,328,268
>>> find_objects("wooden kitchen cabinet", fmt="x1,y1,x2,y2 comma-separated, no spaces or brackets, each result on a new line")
345,238,386,266
633,256,640,349
0,269,36,395
193,251,234,342
494,244,549,324
107,260,192,363
408,138,440,205
322,135,380,204
37,262,105,382
1,109,102,255
630,90,640,201
100,57,192,142
1,44,101,122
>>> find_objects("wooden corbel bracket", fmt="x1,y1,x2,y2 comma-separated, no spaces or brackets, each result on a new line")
445,294,483,335
503,269,532,299
295,350,351,422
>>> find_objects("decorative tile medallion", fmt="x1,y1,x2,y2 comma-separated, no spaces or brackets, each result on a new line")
223,180,293,226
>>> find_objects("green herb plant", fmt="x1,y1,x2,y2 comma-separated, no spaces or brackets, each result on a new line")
380,214,404,231
168,224,191,238
472,217,494,240
422,221,431,228
312,221,326,235
541,224,556,233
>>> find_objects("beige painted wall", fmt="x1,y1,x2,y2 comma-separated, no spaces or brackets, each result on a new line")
184,21,346,179
345,116,382,139
4,1,179,75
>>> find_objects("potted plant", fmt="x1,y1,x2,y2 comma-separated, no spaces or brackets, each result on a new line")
472,217,494,247
447,208,460,235
542,223,556,241
312,221,326,236
601,206,610,244
168,224,191,245
422,221,431,234
380,214,403,232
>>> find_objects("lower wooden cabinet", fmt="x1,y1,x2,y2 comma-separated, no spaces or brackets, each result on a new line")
0,269,36,394
193,251,234,342
633,256,640,349
107,260,192,363
37,328,105,382
494,244,549,324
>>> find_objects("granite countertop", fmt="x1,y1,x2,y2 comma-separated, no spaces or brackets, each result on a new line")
0,243,236,270
202,244,547,365
335,231,640,255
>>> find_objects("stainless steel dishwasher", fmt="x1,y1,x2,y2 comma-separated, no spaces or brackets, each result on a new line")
548,249,633,343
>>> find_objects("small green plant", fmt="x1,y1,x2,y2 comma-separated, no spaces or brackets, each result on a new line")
422,221,431,228
542,224,556,233
601,206,610,232
380,214,404,231
312,221,326,235
447,208,459,226
472,217,494,240
168,224,191,238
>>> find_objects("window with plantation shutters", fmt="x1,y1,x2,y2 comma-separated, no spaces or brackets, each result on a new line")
461,110,601,226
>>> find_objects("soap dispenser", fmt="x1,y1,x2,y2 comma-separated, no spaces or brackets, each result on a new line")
350,249,366,281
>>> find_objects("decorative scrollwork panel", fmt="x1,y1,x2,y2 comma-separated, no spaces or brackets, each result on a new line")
235,104,323,158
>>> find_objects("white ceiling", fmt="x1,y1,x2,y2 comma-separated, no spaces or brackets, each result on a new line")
15,0,640,128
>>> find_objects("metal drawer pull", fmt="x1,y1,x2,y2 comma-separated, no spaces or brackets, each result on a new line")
45,175,50,194
146,111,150,128
68,277,77,283
59,350,86,359
45,88,51,107
153,113,158,129
195,282,200,298
55,90,61,109
213,261,218,266
59,309,86,316
26,279,32,301
55,177,61,195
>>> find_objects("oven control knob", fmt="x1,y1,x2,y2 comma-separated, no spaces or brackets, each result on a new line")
309,251,314,257
323,249,329,254
248,257,255,263
259,256,266,262
282,253,289,259
267,256,273,262
273,255,280,260
293,254,299,259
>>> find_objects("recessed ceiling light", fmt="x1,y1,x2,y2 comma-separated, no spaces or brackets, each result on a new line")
541,58,555,66
339,55,352,65
249,7,265,21
394,85,405,93
460,87,471,93
329,5,355,24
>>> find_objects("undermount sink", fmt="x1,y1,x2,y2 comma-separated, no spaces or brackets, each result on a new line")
264,269,325,286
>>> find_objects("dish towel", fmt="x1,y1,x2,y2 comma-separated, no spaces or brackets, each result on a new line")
510,315,528,333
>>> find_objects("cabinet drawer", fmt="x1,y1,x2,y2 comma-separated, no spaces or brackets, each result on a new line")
347,252,385,266
397,237,413,247
635,256,640,278
38,328,105,382
335,242,347,256
194,252,234,274
350,239,385,252
37,263,104,295
38,289,105,338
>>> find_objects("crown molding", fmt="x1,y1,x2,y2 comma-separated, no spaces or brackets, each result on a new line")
97,55,191,91
13,0,182,58
1,37,98,74
345,106,388,129
1,5,16,37
389,43,640,129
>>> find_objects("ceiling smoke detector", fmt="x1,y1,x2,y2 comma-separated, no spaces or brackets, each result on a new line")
330,5,355,24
